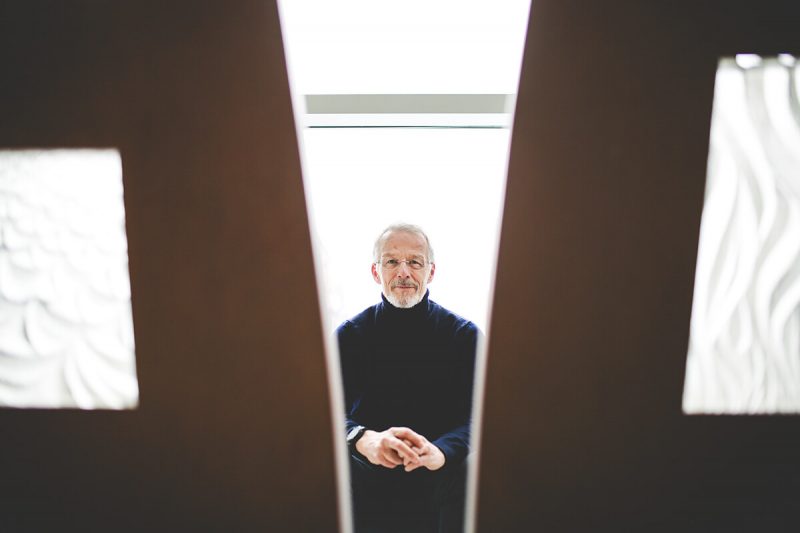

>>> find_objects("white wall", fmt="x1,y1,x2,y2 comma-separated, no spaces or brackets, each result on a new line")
302,128,510,334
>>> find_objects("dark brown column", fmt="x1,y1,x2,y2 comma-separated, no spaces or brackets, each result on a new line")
0,2,338,531
476,1,800,531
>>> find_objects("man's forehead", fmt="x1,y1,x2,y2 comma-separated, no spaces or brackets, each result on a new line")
380,231,427,254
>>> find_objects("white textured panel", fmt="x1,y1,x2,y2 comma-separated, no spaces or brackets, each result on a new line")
684,56,800,414
0,150,138,409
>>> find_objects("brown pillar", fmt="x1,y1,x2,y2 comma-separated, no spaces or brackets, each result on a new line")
476,1,800,530
0,2,338,531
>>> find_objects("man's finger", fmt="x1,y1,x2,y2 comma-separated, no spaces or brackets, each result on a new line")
386,437,420,462
402,453,420,468
381,449,403,466
372,452,394,468
406,453,430,471
390,427,426,448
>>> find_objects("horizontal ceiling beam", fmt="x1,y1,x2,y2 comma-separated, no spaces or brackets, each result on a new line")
303,94,514,128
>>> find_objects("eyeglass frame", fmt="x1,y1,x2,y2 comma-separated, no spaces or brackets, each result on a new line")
374,258,431,271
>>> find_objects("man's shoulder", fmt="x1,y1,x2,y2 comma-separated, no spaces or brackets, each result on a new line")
335,302,381,336
428,299,480,337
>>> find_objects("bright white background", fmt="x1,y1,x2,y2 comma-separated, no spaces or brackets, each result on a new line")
302,128,511,334
278,0,531,95
278,0,531,334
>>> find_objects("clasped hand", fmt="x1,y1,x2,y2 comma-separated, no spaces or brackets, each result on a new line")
355,426,445,472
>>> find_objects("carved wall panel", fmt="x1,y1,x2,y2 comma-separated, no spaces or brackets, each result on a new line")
684,56,800,413
0,150,137,409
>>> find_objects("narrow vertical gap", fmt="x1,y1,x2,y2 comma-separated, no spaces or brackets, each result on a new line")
278,2,532,530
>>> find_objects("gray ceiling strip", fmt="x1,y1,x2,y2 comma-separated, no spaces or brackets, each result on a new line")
305,94,511,114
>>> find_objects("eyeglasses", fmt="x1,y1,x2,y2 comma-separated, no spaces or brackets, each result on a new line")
376,258,428,271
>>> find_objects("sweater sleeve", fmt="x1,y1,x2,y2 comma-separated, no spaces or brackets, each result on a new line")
336,320,364,436
432,322,481,469
432,421,472,468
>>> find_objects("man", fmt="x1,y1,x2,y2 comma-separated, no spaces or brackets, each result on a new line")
336,223,479,533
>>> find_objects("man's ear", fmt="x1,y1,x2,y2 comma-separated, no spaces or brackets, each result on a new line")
372,263,382,284
428,263,435,283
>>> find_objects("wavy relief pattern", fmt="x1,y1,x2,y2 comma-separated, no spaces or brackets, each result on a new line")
0,150,138,409
684,57,800,413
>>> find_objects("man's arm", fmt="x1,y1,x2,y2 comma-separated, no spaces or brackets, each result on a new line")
389,322,481,472
337,321,365,436
424,323,481,470
429,421,470,468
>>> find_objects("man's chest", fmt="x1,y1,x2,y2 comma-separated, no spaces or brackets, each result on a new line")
361,334,461,390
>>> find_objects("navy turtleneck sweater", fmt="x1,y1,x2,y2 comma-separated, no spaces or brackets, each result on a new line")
336,290,479,467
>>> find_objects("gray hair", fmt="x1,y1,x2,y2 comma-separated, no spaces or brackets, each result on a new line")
372,223,435,264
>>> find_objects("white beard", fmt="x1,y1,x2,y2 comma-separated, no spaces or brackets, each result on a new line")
385,289,423,309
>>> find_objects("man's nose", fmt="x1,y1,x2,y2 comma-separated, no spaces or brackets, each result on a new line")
396,262,412,277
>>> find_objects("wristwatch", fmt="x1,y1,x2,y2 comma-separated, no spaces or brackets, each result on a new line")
346,425,367,452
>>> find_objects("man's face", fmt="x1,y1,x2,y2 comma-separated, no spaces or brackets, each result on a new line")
372,230,435,309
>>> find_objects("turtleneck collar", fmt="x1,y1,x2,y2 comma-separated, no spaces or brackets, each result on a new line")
378,289,431,318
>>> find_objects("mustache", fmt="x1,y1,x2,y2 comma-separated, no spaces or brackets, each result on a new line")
391,280,418,289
